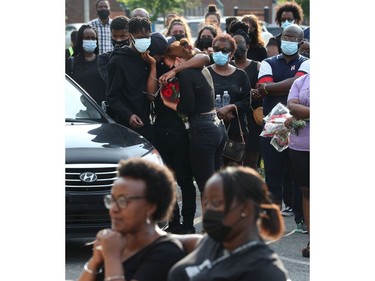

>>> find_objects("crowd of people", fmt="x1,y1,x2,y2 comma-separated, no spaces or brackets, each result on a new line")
66,1,310,279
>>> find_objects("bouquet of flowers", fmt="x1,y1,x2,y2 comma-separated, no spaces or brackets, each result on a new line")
260,103,291,152
161,77,180,104
161,77,190,129
260,103,308,152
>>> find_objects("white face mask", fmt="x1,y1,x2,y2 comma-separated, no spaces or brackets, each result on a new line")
82,40,97,53
132,36,151,53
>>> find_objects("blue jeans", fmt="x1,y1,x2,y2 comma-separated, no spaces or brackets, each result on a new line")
189,113,228,193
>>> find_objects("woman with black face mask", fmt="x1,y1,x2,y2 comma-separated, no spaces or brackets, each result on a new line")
167,166,289,281
165,18,193,45
238,16,267,62
194,25,217,54
230,27,263,171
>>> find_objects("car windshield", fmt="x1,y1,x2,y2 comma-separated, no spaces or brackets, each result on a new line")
65,77,104,122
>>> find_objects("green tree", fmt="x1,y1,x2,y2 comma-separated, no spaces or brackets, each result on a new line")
116,0,192,22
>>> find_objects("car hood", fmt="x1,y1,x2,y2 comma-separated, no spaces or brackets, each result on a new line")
65,122,154,164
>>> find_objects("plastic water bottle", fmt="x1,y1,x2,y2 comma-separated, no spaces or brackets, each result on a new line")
215,94,222,108
222,91,230,106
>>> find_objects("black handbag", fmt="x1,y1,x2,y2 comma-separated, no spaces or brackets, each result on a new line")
222,106,246,162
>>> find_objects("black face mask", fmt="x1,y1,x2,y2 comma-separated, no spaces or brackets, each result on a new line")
203,209,232,242
234,45,247,59
97,9,110,20
173,34,185,41
111,39,129,49
199,37,213,50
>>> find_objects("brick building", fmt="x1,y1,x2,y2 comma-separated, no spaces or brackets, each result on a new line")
65,0,126,24
66,0,276,24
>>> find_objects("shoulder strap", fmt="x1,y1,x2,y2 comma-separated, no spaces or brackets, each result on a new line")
227,106,245,143
201,66,215,105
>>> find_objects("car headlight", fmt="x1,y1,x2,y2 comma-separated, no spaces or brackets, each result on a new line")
141,149,164,166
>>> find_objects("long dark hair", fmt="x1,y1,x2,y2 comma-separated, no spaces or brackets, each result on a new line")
75,24,99,56
72,25,99,70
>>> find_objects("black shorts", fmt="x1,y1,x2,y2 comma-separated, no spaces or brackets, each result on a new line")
289,149,310,188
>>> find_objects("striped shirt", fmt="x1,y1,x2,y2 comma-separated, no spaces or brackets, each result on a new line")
88,18,113,54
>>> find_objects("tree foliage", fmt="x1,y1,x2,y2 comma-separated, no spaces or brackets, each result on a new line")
116,0,191,22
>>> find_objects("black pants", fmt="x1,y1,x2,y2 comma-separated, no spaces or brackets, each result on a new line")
154,130,196,227
261,137,303,218
189,114,227,193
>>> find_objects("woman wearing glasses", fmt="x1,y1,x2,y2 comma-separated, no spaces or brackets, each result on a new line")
77,158,194,281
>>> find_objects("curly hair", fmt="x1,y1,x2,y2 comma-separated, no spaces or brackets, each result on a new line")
110,15,129,31
241,15,265,47
229,20,251,45
274,1,304,26
212,33,237,53
217,166,285,241
116,158,176,222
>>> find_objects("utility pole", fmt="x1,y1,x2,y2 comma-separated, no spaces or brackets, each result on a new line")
84,0,90,22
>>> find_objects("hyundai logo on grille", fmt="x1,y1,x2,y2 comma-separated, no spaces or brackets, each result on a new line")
80,172,98,182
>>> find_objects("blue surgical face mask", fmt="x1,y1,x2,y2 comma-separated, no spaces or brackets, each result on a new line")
82,40,97,53
133,37,151,53
281,20,295,29
281,40,299,56
212,51,230,66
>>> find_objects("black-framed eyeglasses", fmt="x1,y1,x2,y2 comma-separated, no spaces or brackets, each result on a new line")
212,46,232,54
104,194,146,209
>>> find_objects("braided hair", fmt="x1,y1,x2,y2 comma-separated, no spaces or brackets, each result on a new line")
128,16,151,35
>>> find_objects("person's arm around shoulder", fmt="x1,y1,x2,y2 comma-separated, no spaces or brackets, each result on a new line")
159,53,211,85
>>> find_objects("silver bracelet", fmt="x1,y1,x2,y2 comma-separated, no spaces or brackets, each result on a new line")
84,261,103,275
104,275,125,281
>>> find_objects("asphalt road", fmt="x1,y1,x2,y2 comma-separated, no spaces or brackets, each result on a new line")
66,185,309,281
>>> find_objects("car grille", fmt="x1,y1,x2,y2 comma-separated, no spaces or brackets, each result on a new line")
66,163,118,192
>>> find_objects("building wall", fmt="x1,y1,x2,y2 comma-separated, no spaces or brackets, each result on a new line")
201,0,274,19
66,0,275,24
66,0,125,24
